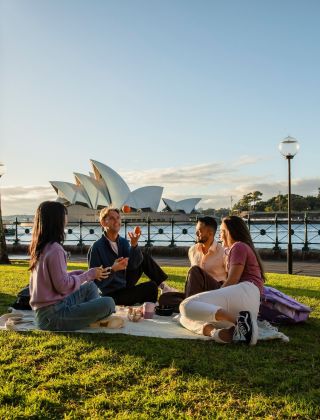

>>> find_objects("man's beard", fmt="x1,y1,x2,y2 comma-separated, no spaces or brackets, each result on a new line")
105,227,120,235
196,238,207,244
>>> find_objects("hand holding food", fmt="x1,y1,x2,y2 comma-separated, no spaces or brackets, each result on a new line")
94,265,111,281
134,226,141,235
128,228,140,247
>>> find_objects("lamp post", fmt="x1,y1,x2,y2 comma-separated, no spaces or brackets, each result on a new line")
0,162,10,264
279,136,300,274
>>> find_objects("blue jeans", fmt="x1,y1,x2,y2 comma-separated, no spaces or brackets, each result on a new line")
35,282,115,331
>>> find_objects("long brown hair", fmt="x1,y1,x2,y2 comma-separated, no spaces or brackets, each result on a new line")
29,201,67,271
222,215,266,281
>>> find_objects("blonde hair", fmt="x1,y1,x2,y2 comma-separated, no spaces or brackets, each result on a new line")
99,207,120,222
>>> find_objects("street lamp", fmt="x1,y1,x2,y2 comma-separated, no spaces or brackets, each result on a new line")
0,162,10,264
279,136,300,274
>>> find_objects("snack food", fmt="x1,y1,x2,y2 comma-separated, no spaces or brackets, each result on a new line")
134,226,141,235
127,307,143,322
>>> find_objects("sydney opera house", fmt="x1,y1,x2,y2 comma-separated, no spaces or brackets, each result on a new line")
50,160,201,221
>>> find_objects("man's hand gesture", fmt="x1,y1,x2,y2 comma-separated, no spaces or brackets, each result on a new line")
128,228,141,248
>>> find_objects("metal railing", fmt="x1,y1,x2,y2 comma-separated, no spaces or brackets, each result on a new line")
4,214,320,251
246,213,320,251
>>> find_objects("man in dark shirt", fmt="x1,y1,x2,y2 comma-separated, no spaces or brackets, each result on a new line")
88,207,174,305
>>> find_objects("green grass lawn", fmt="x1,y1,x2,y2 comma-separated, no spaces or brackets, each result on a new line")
0,261,319,419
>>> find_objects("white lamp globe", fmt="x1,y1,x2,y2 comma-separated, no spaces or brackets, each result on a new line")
279,136,300,158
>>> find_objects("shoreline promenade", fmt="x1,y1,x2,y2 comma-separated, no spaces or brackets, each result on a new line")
8,255,319,277
153,257,320,277
64,255,319,277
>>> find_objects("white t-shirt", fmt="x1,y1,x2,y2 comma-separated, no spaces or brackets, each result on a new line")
188,240,227,282
107,238,118,255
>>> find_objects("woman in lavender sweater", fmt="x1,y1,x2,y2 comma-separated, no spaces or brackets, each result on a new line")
29,201,115,331
180,216,265,345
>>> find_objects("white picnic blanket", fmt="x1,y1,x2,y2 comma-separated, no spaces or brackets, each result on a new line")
0,307,289,342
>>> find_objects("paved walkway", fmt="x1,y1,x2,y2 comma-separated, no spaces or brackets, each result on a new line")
153,257,320,277
9,254,319,277
68,255,319,277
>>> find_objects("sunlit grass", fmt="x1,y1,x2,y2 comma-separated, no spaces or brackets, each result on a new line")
0,261,319,418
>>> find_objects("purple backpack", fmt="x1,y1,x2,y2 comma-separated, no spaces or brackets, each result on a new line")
259,286,312,324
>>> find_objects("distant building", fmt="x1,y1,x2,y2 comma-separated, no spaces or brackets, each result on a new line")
50,160,201,214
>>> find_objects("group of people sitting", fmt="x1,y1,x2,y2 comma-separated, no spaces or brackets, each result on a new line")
29,201,265,345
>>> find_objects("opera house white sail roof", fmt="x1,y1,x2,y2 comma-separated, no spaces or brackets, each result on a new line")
162,198,201,214
50,160,201,213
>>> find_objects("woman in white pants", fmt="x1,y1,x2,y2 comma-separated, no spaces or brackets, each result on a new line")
179,216,265,345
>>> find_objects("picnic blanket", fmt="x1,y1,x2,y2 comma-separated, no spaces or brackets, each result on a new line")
0,307,289,342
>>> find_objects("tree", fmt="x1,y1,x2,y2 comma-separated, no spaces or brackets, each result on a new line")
305,196,318,210
251,191,263,210
233,192,263,212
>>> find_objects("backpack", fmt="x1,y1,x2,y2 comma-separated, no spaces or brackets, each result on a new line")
259,286,311,324
11,286,32,311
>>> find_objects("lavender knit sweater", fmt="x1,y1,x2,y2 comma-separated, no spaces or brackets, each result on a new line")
29,242,96,310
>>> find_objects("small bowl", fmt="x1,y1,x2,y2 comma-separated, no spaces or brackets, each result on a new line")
155,305,174,316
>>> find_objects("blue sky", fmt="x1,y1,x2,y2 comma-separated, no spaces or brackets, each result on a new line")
1,0,320,214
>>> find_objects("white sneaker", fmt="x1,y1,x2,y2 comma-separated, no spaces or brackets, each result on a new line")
159,282,179,294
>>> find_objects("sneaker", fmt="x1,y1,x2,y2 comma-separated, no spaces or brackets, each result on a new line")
233,311,258,346
159,282,179,294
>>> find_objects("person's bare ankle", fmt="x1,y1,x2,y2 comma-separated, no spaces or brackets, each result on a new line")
203,323,215,336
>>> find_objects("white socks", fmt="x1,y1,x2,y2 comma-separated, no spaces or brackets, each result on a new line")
159,282,179,294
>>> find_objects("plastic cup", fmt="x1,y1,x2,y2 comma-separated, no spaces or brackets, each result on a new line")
143,302,156,319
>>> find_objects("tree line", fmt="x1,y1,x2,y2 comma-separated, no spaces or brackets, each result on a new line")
232,189,320,212
198,188,320,216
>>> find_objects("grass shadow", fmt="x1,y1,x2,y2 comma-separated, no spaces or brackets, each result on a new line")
0,292,17,313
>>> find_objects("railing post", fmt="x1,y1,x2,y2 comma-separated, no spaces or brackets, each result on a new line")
14,217,19,245
169,218,175,247
247,213,251,232
302,212,309,252
146,217,152,247
273,214,280,251
77,219,83,247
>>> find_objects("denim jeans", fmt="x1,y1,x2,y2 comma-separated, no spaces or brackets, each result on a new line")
35,282,115,331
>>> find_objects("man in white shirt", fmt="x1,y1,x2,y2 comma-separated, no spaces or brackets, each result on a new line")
159,216,227,310
186,216,227,296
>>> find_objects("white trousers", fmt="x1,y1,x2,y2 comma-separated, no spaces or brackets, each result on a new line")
179,281,260,335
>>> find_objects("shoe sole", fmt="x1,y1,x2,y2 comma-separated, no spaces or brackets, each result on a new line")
249,314,258,346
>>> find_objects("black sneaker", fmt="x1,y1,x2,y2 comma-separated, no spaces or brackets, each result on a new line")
233,311,258,346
